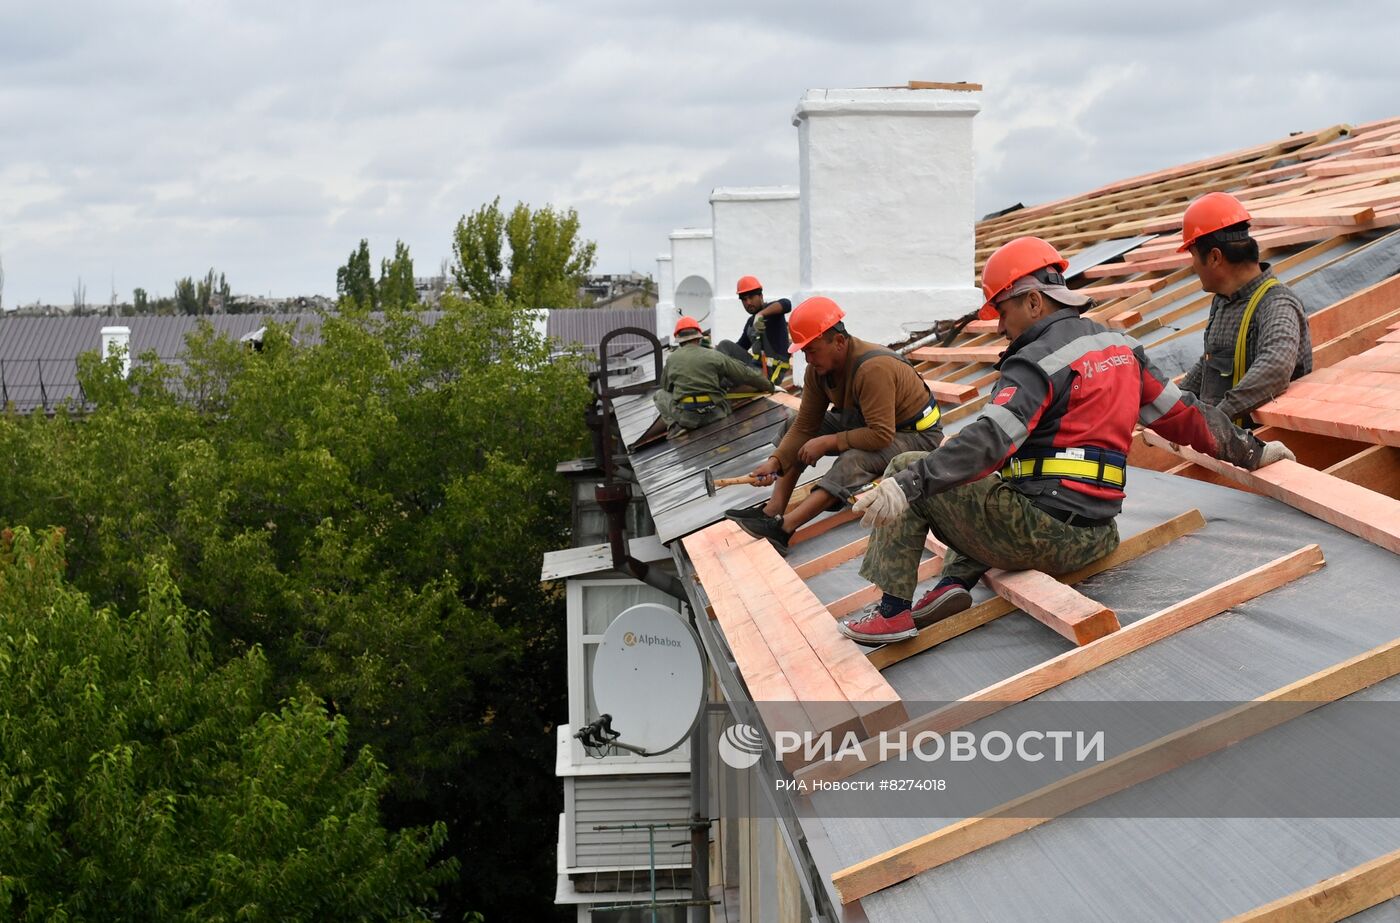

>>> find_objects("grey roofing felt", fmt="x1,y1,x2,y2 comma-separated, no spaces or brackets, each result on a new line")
546,306,657,355
768,469,1400,922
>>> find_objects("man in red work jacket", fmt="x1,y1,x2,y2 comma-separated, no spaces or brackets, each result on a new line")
841,236,1295,644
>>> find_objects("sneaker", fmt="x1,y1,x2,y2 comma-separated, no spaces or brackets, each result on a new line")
838,602,918,643
733,513,791,556
910,582,972,629
724,506,770,521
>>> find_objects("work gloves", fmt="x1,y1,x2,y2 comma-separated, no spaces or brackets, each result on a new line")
751,314,767,337
853,479,909,529
1259,440,1296,466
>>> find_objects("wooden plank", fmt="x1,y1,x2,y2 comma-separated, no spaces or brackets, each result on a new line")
1225,846,1400,922
1311,308,1400,370
758,552,909,735
922,377,982,405
1139,429,1400,554
800,544,1325,787
1307,154,1400,177
1324,445,1400,499
907,80,982,91
908,344,1005,364
791,509,858,546
867,509,1208,670
922,535,1121,646
830,631,1400,904
682,527,819,753
1248,424,1373,470
1253,396,1400,447
793,535,870,580
1306,273,1400,344
713,536,865,746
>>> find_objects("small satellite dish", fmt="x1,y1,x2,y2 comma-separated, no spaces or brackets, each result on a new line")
588,603,704,756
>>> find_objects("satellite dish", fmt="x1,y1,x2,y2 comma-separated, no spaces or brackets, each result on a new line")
588,603,704,756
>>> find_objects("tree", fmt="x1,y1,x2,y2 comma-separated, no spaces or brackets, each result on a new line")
174,276,199,315
132,287,149,314
378,241,418,309
451,198,597,308
0,292,594,919
196,268,230,314
336,239,378,310
0,527,453,920
73,276,87,314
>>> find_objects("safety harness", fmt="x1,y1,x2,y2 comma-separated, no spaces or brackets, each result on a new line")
1001,446,1127,490
845,347,941,433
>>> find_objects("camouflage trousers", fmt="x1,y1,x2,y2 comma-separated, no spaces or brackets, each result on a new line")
653,390,731,432
858,452,1120,599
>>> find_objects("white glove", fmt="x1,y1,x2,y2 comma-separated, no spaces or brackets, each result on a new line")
852,478,909,529
1260,440,1296,466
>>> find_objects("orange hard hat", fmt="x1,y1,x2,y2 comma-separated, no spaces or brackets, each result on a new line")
978,237,1069,320
788,296,846,350
1178,192,1251,253
736,275,763,295
673,315,703,339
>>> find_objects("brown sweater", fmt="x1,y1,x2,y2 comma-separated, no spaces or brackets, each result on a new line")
772,337,931,472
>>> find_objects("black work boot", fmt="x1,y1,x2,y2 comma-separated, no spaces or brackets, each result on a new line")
734,513,792,556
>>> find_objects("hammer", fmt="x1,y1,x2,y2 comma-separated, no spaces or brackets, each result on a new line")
700,470,768,497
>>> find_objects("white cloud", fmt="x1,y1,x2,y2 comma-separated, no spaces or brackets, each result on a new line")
1,0,1397,303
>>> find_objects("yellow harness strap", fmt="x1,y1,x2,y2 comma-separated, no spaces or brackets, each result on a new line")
1232,277,1280,387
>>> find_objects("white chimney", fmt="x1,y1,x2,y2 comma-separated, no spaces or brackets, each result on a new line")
709,185,800,349
668,228,715,331
100,325,131,378
654,253,675,340
793,86,982,347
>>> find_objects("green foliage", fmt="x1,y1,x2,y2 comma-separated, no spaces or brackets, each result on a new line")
0,294,593,918
378,241,419,310
336,240,379,310
132,287,149,314
173,276,199,315
0,527,452,921
452,198,596,308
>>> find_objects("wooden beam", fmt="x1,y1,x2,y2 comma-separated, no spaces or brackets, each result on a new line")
923,535,1120,646
922,377,982,405
1139,429,1400,554
802,543,1323,787
1225,846,1400,922
908,344,1005,364
793,535,870,580
1324,445,1400,499
1310,308,1400,370
831,629,1400,904
907,80,982,91
867,509,1208,669
1306,271,1400,344
791,509,858,546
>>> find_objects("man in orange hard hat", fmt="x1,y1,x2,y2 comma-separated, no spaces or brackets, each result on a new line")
654,315,775,437
723,296,944,555
1177,191,1311,427
839,236,1296,644
716,275,794,388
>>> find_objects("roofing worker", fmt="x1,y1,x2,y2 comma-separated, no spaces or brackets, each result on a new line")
716,275,793,387
725,296,943,555
840,236,1296,644
654,315,775,438
1178,191,1312,427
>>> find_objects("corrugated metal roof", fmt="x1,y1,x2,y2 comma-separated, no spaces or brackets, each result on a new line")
0,312,446,413
548,307,657,358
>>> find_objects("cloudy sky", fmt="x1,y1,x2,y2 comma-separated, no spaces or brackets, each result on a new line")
1,1,1396,306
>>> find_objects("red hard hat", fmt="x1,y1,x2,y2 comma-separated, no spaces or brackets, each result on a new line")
1178,192,1251,253
788,296,846,350
978,237,1069,320
673,315,702,339
736,275,763,295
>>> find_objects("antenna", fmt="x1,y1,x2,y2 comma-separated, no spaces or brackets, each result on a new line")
579,602,704,758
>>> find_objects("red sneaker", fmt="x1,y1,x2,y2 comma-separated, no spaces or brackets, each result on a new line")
839,603,918,643
911,583,972,629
